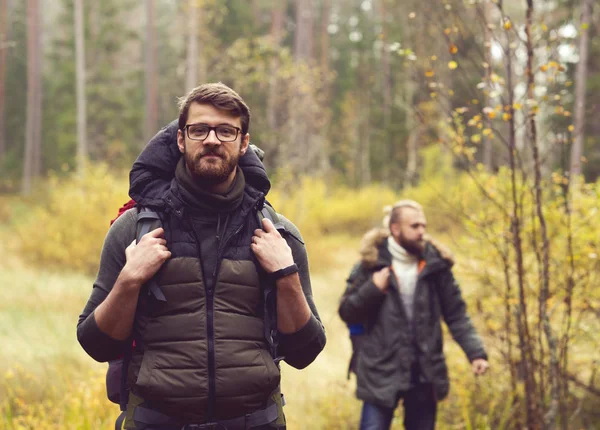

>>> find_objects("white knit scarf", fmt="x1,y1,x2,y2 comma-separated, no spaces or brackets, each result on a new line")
387,236,419,321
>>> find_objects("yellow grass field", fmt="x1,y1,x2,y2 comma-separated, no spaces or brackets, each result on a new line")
0,229,507,429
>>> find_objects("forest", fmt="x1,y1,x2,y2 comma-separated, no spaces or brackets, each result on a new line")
0,0,599,429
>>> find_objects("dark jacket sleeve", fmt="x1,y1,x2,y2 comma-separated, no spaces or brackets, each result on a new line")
437,269,488,362
338,265,387,325
276,215,326,369
76,209,137,362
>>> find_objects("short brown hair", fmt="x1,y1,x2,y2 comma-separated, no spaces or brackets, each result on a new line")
383,200,424,229
178,82,251,135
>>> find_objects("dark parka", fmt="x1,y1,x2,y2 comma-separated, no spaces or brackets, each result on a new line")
338,228,487,408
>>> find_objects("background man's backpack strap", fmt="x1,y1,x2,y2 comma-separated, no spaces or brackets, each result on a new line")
344,262,367,380
257,204,285,362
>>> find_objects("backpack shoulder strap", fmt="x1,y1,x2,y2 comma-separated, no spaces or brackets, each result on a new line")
135,207,166,303
136,207,161,243
256,203,284,361
258,204,285,234
117,207,166,412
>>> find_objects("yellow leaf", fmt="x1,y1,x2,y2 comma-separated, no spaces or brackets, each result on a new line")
449,44,458,54
540,64,549,72
431,55,438,61
444,28,452,35
568,125,574,132
503,112,512,121
513,103,522,110
564,111,572,117
448,61,458,70
541,23,548,32
471,134,482,143
503,19,512,30
483,128,492,136
425,70,435,78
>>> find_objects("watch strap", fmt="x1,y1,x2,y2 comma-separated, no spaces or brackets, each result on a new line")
269,263,299,281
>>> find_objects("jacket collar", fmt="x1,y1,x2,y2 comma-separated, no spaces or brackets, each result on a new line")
361,227,454,277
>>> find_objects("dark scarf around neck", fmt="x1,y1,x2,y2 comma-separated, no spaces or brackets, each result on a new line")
175,158,246,213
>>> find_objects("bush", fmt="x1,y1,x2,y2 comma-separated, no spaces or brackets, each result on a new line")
12,164,129,276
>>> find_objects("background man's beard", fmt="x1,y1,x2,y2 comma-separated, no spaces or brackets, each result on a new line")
184,149,240,185
399,233,425,256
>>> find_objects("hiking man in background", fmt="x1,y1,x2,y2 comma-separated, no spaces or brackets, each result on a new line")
77,82,326,429
338,200,488,430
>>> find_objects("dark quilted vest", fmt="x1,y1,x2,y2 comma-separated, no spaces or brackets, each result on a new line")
127,187,280,422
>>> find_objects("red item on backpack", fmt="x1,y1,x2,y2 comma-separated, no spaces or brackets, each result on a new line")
110,199,137,225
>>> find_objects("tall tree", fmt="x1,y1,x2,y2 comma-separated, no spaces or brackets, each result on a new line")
570,0,593,179
266,0,285,160
290,0,315,174
74,0,87,174
294,0,314,62
377,0,391,127
185,0,199,92
23,0,41,194
0,0,7,163
144,0,158,143
320,0,331,73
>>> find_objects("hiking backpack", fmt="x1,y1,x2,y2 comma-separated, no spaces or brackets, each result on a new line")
343,262,367,379
105,201,285,428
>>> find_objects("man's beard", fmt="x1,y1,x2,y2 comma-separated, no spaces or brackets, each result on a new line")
399,232,425,256
184,145,240,186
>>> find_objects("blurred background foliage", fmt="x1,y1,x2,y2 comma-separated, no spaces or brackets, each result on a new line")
1,0,600,428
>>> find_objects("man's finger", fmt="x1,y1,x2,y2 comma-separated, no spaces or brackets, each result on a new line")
147,227,165,238
261,217,276,232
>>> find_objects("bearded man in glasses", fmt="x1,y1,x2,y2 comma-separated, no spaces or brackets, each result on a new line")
77,83,326,430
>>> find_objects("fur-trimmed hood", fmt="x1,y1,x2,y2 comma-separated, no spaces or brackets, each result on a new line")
359,227,454,268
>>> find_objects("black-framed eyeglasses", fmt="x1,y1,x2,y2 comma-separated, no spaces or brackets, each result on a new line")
184,123,242,142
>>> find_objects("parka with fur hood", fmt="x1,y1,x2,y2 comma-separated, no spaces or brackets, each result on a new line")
338,228,487,407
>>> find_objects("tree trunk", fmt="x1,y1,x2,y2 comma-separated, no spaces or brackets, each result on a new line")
504,15,540,428
358,53,371,185
267,1,285,164
290,0,314,174
144,0,159,144
75,0,87,174
404,123,422,188
482,0,493,171
251,0,261,28
0,0,7,163
569,0,593,179
23,0,41,194
378,0,391,128
294,0,313,62
320,0,331,73
526,1,557,427
185,0,199,92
